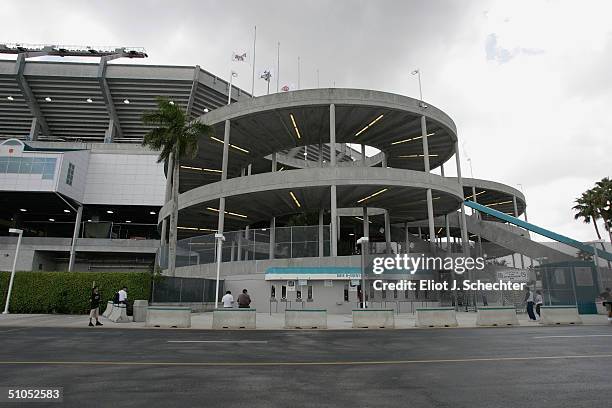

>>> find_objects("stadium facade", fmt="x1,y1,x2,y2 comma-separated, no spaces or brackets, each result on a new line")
1,51,605,313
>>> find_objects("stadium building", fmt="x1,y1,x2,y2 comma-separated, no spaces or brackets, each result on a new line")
2,44,610,313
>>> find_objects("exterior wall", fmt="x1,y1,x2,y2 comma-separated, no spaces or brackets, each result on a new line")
0,144,61,192
83,152,165,205
56,150,90,202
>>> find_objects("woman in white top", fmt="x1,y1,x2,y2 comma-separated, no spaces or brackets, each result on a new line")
534,290,544,318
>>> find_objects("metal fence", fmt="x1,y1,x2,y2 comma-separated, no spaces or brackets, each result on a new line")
151,276,221,303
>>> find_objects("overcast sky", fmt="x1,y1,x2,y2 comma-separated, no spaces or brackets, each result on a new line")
3,0,611,243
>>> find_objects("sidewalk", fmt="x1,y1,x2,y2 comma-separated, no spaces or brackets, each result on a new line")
0,312,609,330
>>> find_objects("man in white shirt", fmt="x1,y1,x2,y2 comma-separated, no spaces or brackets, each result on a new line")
118,286,128,305
221,291,234,308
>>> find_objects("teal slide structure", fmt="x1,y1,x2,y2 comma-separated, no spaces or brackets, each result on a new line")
464,200,612,262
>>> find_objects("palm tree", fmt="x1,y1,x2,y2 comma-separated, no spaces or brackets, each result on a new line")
593,177,612,244
573,189,604,241
142,97,213,275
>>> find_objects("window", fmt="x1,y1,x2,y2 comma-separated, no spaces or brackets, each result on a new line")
270,285,276,299
343,284,349,302
281,285,287,300
307,285,313,301
66,162,75,186
0,156,56,179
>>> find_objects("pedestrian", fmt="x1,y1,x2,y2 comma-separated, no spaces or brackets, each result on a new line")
524,286,536,321
88,286,103,327
534,290,543,319
221,290,234,308
599,288,612,321
118,286,128,305
237,289,251,308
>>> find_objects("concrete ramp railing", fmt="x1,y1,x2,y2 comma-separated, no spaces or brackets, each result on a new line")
416,307,458,327
540,306,582,325
285,309,327,329
108,304,130,323
145,306,191,328
213,309,256,329
476,306,519,326
102,301,114,318
352,309,395,328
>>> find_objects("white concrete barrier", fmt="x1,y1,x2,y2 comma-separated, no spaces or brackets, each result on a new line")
133,300,149,322
596,300,607,315
540,306,582,325
416,307,458,328
213,309,256,329
108,304,130,323
352,309,395,328
145,306,191,328
285,309,327,329
102,301,114,318
476,306,519,326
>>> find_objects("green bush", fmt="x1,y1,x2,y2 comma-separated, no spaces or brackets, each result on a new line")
0,271,151,314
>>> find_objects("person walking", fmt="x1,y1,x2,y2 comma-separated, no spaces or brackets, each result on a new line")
237,289,251,308
599,288,612,321
118,286,128,305
88,286,103,327
524,286,536,321
534,290,544,319
221,290,234,308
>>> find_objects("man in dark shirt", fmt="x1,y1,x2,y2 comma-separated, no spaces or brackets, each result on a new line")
237,289,251,308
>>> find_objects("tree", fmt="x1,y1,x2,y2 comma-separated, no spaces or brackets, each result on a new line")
142,97,213,275
573,189,604,241
593,177,612,244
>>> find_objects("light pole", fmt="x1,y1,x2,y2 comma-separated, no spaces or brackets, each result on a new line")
228,70,238,105
411,69,427,108
214,232,226,309
357,236,369,309
3,228,23,315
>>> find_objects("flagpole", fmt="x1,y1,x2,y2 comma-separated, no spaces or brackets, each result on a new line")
251,25,256,98
276,42,280,93
297,56,301,90
317,68,319,88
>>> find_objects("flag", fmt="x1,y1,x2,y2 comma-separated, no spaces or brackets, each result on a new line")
259,69,273,81
281,83,296,92
231,51,248,63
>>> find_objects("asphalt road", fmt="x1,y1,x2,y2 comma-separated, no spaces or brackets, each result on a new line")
0,325,611,408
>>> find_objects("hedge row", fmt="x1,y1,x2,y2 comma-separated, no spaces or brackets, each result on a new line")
0,271,151,314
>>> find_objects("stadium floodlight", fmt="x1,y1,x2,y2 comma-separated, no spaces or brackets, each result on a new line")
44,97,52,102
0,43,148,59
7,96,13,101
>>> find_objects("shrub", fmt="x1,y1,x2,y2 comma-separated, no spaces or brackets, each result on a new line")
0,271,151,314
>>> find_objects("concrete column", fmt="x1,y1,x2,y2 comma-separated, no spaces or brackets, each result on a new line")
381,152,387,168
384,210,392,254
472,186,483,257
247,164,252,176
269,217,276,259
362,207,370,239
513,195,525,269
418,227,422,239
230,240,236,261
421,116,436,253
318,143,323,166
68,205,83,272
329,104,336,167
215,119,231,265
168,160,180,275
237,233,243,261
241,167,246,177
454,141,470,257
318,209,324,257
28,117,40,141
271,152,277,172
330,185,338,256
404,222,410,254
361,144,366,166
160,153,174,246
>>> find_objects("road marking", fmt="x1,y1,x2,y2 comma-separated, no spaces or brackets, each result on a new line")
533,334,612,339
167,340,268,344
2,354,612,367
